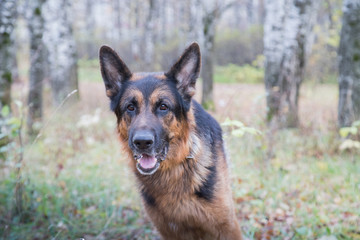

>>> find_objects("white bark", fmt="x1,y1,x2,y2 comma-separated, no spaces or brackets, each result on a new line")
144,0,158,69
246,0,254,24
0,0,17,152
338,0,360,127
84,0,96,58
159,0,168,43
200,0,235,110
0,0,16,109
189,0,204,44
201,5,217,110
26,0,47,135
131,0,141,62
177,0,187,51
264,0,320,127
43,0,79,106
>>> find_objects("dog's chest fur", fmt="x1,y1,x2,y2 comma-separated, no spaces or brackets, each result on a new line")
138,159,229,239
133,104,233,239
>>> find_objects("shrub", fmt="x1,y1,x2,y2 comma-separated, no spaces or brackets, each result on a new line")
215,26,264,66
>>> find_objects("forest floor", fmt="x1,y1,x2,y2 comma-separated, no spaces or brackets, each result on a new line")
1,80,359,240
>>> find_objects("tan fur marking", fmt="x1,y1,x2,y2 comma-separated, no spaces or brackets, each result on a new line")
129,73,145,81
130,72,166,81
154,73,166,80
105,89,113,98
149,88,176,109
121,88,144,105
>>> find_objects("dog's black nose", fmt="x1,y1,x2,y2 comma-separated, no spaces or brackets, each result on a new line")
133,131,154,150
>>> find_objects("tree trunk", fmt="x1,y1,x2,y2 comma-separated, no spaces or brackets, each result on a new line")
85,0,96,58
26,0,47,136
159,0,167,43
0,0,17,155
188,0,203,43
338,0,360,127
177,0,187,50
200,0,234,111
264,0,319,128
0,0,16,109
201,11,216,110
246,0,254,25
232,2,242,28
43,0,79,107
10,26,19,82
143,0,157,70
131,0,141,63
258,0,265,24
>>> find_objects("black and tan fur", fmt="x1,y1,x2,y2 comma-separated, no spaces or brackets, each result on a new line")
99,43,242,239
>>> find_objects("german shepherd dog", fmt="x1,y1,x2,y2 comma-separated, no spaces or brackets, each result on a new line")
99,43,242,239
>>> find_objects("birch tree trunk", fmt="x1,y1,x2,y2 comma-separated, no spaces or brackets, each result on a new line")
201,9,217,110
85,0,96,58
264,0,319,128
200,0,234,110
246,0,254,25
0,0,17,153
0,0,16,109
26,0,47,136
131,0,141,62
112,0,121,42
143,0,157,70
159,0,167,43
177,0,187,50
233,2,242,28
189,0,203,43
338,0,360,127
43,0,79,106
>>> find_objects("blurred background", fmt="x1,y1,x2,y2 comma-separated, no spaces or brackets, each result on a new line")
1,0,360,239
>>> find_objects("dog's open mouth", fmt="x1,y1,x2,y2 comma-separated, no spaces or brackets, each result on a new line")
135,154,165,175
135,154,160,175
134,147,167,175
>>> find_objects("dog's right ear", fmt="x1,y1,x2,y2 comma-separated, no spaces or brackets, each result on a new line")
99,45,132,98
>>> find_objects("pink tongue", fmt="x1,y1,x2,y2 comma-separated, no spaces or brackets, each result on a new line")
139,155,157,169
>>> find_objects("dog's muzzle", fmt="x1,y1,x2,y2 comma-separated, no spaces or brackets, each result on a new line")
134,147,167,175
131,130,167,175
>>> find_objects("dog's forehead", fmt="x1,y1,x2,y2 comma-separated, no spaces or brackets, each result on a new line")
130,72,166,81
124,72,176,102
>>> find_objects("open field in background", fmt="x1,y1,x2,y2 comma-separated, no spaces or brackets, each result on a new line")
1,65,360,239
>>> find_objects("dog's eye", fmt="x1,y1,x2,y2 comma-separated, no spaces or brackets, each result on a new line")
159,104,168,111
127,104,135,112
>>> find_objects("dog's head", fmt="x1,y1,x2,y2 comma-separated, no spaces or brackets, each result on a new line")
99,43,201,175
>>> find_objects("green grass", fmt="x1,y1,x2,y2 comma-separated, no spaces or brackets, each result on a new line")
78,59,102,83
226,130,360,239
214,64,264,84
78,58,265,84
1,83,359,239
1,106,158,239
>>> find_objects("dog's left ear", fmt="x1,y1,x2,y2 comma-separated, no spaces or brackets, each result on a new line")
166,42,201,102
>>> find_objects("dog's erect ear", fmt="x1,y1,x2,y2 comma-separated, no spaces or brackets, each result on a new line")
166,42,201,101
99,45,132,98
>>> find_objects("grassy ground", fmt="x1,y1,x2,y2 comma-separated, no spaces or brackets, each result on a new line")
1,74,359,239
